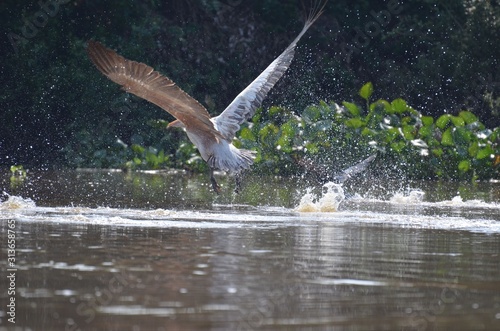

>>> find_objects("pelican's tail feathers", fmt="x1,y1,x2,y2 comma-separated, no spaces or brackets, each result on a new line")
208,146,256,173
233,148,257,171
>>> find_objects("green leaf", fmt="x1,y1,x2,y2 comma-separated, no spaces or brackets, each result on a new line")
476,146,494,160
401,116,413,126
458,111,478,124
276,122,295,153
302,105,321,123
145,152,157,167
418,125,432,138
359,82,374,101
305,142,319,154
370,99,391,113
158,150,165,161
131,144,145,154
436,114,451,129
319,100,329,108
239,127,255,141
468,141,479,157
432,148,444,157
345,118,365,128
361,127,376,137
342,101,361,117
491,127,500,142
441,128,454,146
402,125,415,140
281,122,296,136
10,165,24,173
383,127,400,142
252,108,263,124
10,165,27,178
390,99,408,114
452,127,471,146
421,116,434,126
259,123,279,140
269,106,283,117
391,141,406,152
458,160,471,172
450,116,465,127
277,137,292,153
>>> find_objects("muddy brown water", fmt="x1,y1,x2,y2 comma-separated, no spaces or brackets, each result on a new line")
1,169,499,330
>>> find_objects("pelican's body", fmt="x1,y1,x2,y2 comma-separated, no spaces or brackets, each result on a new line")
170,116,256,174
87,2,326,193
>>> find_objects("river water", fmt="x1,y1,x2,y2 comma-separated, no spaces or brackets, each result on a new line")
1,169,499,331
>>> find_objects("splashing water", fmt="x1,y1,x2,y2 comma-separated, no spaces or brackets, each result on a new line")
389,190,425,204
0,194,36,210
295,182,345,212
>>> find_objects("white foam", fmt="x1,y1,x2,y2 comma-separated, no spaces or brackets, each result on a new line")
3,191,499,233
295,182,345,213
352,191,499,210
308,278,387,286
389,190,425,204
0,194,36,210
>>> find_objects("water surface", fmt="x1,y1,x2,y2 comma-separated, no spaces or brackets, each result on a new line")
1,169,499,330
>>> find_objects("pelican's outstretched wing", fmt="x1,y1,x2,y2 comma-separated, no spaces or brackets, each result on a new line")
212,1,327,141
87,41,223,143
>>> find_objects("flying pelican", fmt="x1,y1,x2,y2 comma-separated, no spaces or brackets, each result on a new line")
87,2,326,193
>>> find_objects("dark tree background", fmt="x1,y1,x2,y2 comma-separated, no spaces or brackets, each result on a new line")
1,0,498,169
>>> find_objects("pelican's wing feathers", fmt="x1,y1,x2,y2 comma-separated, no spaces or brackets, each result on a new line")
212,1,326,141
87,41,222,143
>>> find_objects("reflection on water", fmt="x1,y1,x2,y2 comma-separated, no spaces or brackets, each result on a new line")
1,169,500,330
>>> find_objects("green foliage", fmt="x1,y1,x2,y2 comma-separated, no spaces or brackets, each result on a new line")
238,83,500,180
10,165,26,176
1,0,498,171
127,144,170,170
359,82,373,101
174,142,208,173
10,165,27,188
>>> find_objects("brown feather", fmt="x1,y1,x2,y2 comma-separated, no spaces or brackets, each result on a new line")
86,40,222,143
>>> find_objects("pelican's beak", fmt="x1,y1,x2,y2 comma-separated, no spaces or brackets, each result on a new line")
167,119,185,129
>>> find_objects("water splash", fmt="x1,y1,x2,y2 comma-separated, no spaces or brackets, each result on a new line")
389,190,425,204
0,194,36,210
295,182,345,212
436,196,491,207
2,192,499,233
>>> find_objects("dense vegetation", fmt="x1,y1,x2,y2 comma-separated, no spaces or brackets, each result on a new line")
238,83,499,181
1,0,498,180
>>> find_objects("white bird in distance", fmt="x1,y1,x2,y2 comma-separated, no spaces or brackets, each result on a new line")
87,1,326,193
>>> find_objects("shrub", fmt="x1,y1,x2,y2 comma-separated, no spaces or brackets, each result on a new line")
238,83,500,180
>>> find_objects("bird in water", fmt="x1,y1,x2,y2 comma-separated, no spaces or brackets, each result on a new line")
87,1,326,193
